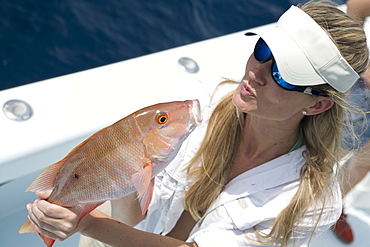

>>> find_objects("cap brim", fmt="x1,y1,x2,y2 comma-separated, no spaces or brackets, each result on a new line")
246,28,326,87
245,6,359,93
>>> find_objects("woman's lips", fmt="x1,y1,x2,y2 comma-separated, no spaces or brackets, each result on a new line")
241,82,256,98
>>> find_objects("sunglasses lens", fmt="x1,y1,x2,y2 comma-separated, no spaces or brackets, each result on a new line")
254,38,272,62
271,62,296,90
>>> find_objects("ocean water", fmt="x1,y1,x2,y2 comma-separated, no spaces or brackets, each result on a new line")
0,0,345,91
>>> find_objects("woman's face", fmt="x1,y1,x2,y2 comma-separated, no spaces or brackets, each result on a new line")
233,54,318,122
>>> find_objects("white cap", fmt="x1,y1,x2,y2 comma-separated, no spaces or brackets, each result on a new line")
246,6,359,93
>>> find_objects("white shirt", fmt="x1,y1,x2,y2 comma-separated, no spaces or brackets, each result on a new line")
135,83,342,247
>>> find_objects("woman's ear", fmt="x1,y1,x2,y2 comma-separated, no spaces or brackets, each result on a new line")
303,97,334,116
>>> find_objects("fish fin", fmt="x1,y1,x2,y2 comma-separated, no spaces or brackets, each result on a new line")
131,159,153,214
139,179,154,215
19,219,38,234
77,202,105,221
19,220,55,247
131,159,152,198
25,160,65,192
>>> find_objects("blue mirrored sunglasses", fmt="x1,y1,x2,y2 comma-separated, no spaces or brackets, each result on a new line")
253,38,328,97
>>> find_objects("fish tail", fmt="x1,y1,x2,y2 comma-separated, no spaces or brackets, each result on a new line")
19,219,56,247
40,234,56,247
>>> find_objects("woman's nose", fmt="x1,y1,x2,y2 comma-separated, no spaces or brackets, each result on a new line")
248,61,271,86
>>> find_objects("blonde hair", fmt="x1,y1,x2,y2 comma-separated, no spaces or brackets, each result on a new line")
183,1,369,246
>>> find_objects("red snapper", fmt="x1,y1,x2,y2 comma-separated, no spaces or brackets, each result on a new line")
19,99,202,247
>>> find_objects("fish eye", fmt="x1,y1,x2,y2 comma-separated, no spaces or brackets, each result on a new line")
156,112,168,124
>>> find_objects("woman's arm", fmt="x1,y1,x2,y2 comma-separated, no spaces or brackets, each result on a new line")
347,0,370,87
27,191,198,247
80,209,198,247
347,0,370,25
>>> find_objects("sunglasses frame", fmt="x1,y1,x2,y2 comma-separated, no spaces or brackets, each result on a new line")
253,38,328,97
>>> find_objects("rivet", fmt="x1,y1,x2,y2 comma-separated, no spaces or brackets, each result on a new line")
3,100,33,121
178,57,199,73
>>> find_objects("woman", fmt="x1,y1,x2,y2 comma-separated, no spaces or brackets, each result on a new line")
27,1,369,246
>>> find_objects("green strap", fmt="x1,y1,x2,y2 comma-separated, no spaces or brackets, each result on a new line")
288,129,303,153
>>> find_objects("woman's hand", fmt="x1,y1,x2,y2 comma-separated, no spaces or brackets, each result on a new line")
26,191,198,246
361,68,370,89
27,190,84,241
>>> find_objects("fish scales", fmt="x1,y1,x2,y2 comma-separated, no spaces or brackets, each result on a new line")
50,116,145,206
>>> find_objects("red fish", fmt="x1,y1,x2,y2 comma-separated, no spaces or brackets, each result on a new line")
19,99,201,247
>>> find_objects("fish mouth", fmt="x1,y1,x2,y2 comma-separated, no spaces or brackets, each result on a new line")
187,99,202,127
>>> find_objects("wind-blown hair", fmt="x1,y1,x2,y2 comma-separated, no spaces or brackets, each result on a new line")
183,1,369,246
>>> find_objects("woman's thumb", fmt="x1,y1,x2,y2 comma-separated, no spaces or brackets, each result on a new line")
35,189,53,200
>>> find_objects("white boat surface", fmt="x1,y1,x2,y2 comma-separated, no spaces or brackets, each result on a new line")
1,5,370,247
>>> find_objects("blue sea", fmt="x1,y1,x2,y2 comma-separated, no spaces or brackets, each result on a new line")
0,0,345,91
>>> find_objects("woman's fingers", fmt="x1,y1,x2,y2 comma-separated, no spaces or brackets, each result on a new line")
27,199,79,240
37,200,77,222
27,201,66,240
27,214,66,241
